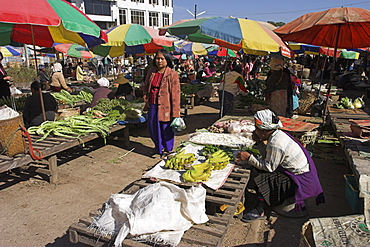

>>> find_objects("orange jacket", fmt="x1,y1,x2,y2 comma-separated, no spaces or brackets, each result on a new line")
143,66,181,122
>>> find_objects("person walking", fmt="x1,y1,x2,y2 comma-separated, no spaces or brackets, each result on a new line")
143,49,181,158
37,64,50,90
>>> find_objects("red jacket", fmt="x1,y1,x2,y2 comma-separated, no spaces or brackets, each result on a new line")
143,66,181,122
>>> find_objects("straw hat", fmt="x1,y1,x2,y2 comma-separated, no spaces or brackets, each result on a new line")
269,58,284,71
114,73,129,84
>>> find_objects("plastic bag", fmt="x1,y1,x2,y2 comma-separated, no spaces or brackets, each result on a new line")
170,117,186,132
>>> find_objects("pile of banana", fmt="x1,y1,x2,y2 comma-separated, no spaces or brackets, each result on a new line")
182,162,213,183
164,150,196,170
182,150,231,183
206,150,230,170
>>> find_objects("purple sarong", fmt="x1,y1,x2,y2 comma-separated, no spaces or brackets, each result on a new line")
279,131,325,210
147,104,175,154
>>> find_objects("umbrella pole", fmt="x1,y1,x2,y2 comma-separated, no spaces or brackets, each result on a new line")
317,55,327,97
220,56,229,118
31,25,46,122
322,24,341,129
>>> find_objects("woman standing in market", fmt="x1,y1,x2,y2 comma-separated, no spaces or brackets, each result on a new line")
143,49,181,158
265,57,293,117
0,52,12,98
50,62,72,93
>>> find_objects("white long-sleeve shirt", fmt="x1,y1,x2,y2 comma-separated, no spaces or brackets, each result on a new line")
247,130,309,175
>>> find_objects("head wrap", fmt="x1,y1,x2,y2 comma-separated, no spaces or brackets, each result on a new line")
53,63,62,72
269,57,284,71
97,77,110,87
254,109,283,130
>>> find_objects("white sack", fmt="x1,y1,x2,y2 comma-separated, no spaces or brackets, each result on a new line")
91,181,208,247
0,105,19,120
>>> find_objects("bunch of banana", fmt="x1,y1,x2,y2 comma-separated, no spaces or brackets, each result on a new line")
206,150,230,170
164,150,196,170
182,162,214,183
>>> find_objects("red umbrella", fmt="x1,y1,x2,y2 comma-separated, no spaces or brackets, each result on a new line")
0,0,107,122
274,7,370,120
274,7,370,49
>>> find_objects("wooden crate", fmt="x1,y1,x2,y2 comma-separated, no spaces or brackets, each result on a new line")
68,166,250,247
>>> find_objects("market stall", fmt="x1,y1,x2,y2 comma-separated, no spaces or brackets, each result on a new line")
68,119,255,246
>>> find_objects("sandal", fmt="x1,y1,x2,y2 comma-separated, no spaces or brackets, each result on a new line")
241,207,266,223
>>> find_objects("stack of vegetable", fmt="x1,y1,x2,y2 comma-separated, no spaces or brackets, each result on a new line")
333,96,365,109
27,114,118,144
92,98,145,121
52,89,93,107
0,96,27,110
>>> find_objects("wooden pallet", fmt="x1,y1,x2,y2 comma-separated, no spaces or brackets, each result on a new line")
68,166,250,247
0,124,130,183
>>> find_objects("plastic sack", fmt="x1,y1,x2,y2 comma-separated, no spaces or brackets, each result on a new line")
170,117,186,132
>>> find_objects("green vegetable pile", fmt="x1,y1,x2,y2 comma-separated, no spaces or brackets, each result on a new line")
201,145,235,161
92,98,145,121
27,114,118,145
0,96,27,110
234,94,267,109
52,89,93,107
180,84,205,95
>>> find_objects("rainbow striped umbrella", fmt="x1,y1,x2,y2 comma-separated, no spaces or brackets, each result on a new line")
93,24,173,57
0,46,21,57
53,43,94,58
161,17,293,58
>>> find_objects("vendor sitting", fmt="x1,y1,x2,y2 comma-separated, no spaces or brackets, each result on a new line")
90,77,115,108
114,73,135,101
235,109,324,222
23,81,58,127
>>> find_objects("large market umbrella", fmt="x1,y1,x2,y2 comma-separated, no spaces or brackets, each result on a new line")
274,7,370,119
0,0,107,122
92,24,173,57
0,45,21,57
160,17,293,58
53,43,94,58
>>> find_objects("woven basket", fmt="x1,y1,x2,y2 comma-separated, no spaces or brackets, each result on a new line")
297,92,317,115
0,113,26,157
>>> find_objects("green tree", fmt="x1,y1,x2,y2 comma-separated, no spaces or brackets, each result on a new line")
267,21,286,28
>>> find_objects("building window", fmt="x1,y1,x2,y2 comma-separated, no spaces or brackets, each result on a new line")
162,0,169,7
162,13,170,26
85,0,111,16
131,10,145,25
149,0,159,4
119,9,127,25
149,12,159,27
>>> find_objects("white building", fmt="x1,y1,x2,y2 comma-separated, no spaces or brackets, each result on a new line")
67,0,173,30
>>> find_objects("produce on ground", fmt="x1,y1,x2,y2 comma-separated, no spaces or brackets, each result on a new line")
333,96,365,109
